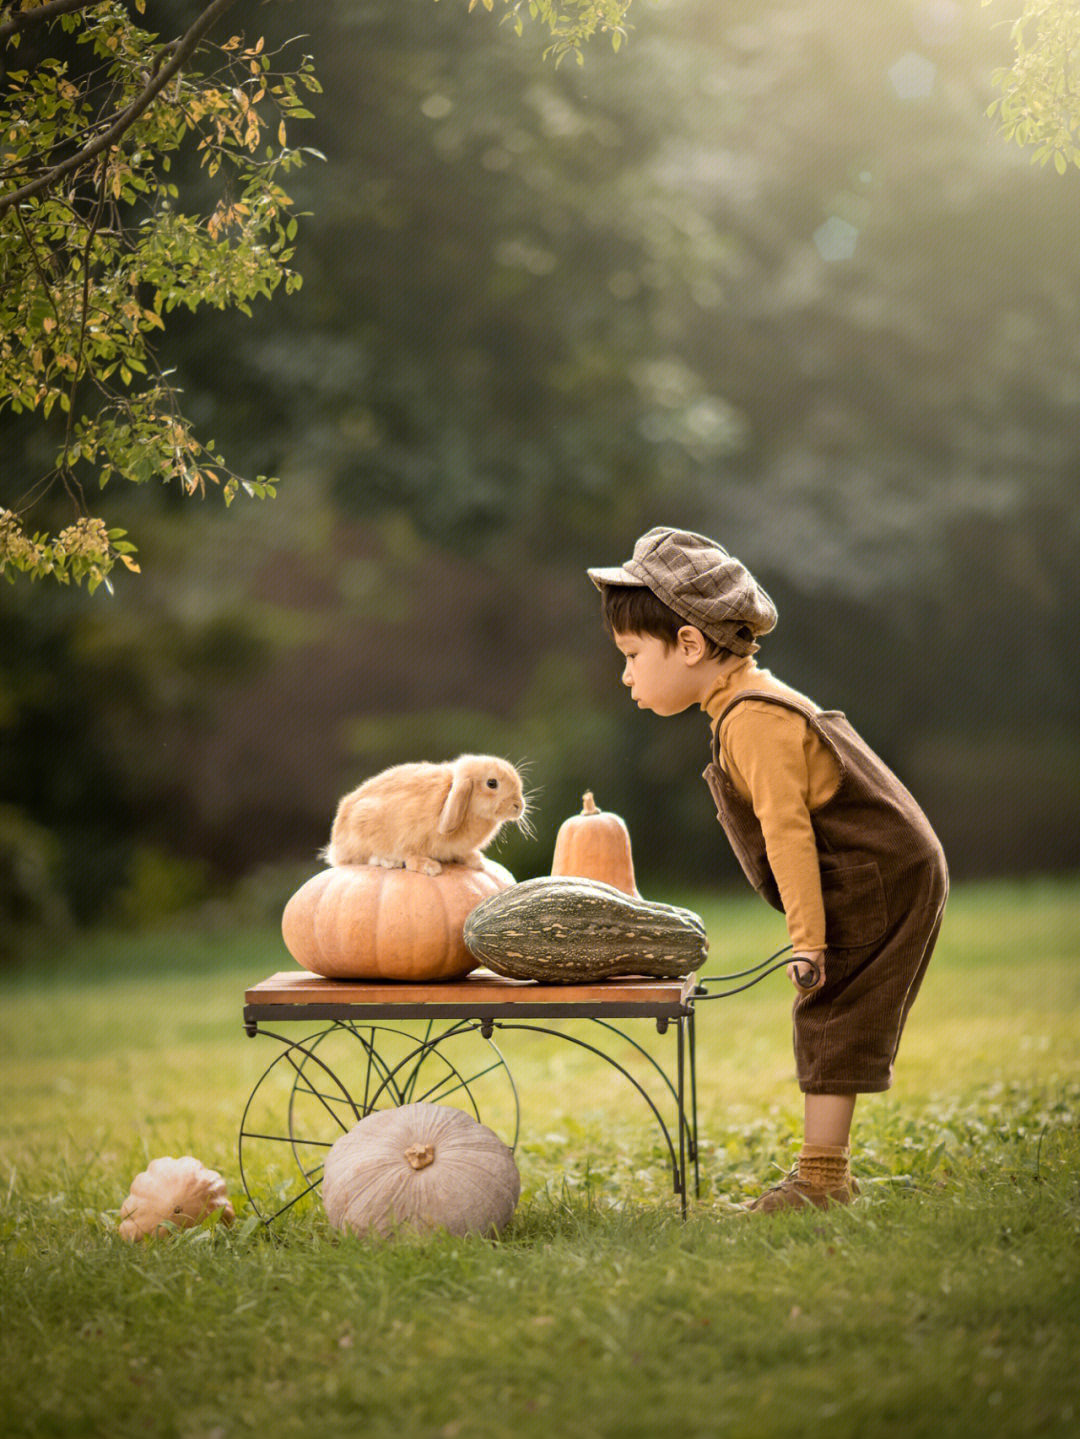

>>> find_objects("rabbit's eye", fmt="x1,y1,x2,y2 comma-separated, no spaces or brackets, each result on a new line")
486,778,499,789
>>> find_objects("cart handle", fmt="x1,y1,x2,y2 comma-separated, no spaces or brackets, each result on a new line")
693,945,820,999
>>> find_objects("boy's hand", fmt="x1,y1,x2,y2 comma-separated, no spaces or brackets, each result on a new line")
788,951,826,993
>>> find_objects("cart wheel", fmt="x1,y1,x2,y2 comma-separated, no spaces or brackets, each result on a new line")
238,1020,519,1225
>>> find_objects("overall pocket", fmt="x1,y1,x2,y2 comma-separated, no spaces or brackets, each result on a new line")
821,861,889,949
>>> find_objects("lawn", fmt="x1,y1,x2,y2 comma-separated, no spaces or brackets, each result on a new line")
1,877,1078,1438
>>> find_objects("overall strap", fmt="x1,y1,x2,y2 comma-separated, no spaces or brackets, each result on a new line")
709,689,848,781
712,688,821,727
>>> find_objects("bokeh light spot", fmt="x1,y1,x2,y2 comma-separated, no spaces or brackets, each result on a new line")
889,52,937,100
914,0,962,48
813,217,859,262
420,93,453,119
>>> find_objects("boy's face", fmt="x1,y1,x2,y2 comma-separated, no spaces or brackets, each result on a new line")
612,629,710,716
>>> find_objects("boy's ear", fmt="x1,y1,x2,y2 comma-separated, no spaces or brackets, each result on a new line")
675,625,709,663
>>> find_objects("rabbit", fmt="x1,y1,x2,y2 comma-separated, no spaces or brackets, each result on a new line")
322,754,528,876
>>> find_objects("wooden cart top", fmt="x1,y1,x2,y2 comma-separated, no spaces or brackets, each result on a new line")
244,969,698,1022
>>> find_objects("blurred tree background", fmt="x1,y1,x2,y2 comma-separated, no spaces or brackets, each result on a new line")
2,0,1078,948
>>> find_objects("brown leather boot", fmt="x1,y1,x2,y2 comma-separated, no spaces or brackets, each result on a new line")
742,1144,860,1214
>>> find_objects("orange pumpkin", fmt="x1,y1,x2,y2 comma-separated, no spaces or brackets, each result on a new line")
550,791,640,897
281,858,515,980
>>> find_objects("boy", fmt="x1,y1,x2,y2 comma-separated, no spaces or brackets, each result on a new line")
588,527,948,1212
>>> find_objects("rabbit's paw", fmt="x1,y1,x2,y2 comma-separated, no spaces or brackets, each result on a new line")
404,855,443,876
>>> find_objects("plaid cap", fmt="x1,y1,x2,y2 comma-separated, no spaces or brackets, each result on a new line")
587,526,777,656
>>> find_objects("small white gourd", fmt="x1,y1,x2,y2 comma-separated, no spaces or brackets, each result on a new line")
118,1155,236,1241
321,1103,520,1240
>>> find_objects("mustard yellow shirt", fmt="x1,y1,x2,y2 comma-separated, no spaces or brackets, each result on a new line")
702,657,841,953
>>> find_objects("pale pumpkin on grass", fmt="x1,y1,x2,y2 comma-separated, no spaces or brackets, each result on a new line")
321,1102,521,1240
118,1156,235,1241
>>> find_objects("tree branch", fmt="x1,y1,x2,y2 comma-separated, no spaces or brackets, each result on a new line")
0,0,101,44
59,179,106,493
0,0,241,218
12,201,62,327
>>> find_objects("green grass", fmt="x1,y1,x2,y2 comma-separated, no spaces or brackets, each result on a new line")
2,877,1079,1438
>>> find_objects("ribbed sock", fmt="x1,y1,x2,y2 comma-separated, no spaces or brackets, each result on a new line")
796,1143,851,1191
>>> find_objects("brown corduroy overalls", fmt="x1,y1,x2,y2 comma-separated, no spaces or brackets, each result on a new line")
703,692,949,1095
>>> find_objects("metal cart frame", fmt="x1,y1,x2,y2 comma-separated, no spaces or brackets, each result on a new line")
239,970,700,1225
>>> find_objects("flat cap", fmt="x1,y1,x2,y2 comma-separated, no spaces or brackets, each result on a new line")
588,526,777,656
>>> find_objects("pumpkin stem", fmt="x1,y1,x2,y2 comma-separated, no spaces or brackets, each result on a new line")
581,791,599,815
404,1143,435,1171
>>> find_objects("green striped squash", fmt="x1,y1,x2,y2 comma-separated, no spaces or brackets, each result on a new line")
462,876,708,983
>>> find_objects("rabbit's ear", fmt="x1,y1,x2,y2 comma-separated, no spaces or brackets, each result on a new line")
438,772,473,834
